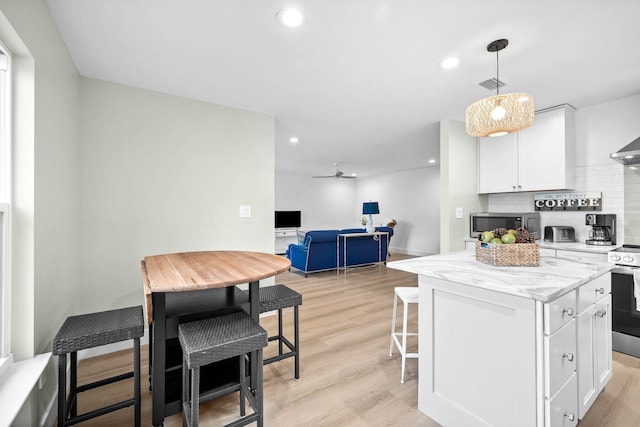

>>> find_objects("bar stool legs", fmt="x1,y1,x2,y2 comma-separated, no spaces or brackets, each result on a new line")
389,287,419,383
53,306,143,426
259,285,302,379
179,311,267,427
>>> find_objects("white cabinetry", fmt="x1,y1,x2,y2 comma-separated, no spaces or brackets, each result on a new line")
417,272,610,427
275,228,299,254
478,105,575,194
543,290,578,427
576,274,612,418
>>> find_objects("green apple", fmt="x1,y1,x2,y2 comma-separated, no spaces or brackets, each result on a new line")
501,233,516,244
481,231,495,243
490,237,503,244
507,229,517,235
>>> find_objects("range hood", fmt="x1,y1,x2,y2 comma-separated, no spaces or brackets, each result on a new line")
611,136,640,165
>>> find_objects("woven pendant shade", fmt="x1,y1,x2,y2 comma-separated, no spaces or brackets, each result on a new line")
466,92,534,137
466,39,535,138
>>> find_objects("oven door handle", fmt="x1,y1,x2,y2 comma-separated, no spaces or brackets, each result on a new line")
612,265,638,275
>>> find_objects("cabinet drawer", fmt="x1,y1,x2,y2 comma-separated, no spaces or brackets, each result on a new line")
545,373,578,427
544,290,576,335
577,273,611,313
545,319,576,398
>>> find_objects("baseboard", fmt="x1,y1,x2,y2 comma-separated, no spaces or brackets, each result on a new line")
389,247,436,257
41,392,56,427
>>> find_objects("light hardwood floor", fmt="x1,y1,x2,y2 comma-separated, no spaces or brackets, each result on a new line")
68,255,640,426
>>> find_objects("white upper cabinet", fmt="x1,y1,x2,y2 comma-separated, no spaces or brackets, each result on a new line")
478,105,575,194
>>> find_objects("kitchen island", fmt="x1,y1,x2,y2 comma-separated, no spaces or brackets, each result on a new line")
387,251,613,427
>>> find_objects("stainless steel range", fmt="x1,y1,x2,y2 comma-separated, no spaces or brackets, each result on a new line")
608,245,640,357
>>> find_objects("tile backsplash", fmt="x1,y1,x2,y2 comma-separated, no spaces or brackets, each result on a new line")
625,166,640,246
488,164,624,244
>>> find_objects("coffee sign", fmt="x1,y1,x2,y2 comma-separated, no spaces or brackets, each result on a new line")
534,192,602,211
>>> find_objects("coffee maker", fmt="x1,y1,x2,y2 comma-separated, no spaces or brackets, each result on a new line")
585,213,617,245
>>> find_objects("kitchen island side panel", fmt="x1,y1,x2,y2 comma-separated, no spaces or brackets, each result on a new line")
419,275,538,427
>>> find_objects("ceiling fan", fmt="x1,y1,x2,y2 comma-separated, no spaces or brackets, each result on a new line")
312,163,356,179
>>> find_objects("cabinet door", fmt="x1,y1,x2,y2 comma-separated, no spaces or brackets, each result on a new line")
477,132,517,193
577,303,597,418
594,294,612,392
517,107,573,192
577,294,612,419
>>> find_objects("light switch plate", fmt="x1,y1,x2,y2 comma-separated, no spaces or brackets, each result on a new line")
239,205,251,218
455,207,463,219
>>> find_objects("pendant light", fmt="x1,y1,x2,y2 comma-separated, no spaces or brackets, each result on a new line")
465,39,534,137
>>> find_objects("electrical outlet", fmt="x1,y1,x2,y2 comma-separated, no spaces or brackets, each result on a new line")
455,207,463,219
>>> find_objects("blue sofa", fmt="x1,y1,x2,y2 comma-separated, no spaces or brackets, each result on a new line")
286,227,394,276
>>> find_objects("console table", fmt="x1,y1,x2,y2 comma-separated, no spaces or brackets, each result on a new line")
336,231,389,276
274,228,304,254
141,251,291,427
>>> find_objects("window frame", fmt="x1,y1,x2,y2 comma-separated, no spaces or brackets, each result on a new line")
0,42,12,372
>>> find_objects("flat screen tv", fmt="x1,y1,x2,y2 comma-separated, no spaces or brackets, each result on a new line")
275,210,301,228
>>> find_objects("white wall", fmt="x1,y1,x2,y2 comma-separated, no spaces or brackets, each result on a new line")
357,167,440,256
275,171,357,229
440,119,488,253
576,94,640,168
79,78,275,314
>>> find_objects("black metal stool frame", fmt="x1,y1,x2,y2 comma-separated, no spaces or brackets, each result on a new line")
53,306,143,426
179,311,267,427
259,285,302,379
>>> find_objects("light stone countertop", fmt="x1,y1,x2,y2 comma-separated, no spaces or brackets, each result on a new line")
464,238,618,254
537,241,619,253
387,250,613,302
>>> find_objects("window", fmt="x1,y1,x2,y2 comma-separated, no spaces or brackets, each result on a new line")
0,43,12,368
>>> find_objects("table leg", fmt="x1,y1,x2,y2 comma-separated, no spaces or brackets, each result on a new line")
249,281,259,392
151,292,166,427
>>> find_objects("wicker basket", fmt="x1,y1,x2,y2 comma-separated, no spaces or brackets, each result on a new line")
475,240,540,267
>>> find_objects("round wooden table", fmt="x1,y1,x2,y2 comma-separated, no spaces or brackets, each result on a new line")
141,251,291,426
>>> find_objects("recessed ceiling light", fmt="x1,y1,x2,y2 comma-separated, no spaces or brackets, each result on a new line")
351,173,357,177
276,8,304,28
428,159,436,164
439,57,460,70
289,137,299,143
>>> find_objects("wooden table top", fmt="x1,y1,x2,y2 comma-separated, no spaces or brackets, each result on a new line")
142,251,291,293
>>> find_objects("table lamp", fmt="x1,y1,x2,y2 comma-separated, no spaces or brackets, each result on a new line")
362,202,379,233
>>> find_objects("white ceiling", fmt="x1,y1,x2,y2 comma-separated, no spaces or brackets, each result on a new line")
47,0,640,178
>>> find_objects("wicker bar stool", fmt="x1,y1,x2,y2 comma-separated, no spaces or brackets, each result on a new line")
259,284,302,379
52,305,144,426
178,310,267,427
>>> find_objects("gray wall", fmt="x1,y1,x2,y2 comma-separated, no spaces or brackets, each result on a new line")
275,171,357,229
357,167,440,256
439,119,488,253
0,2,277,424
79,78,275,314
0,0,81,424
275,167,441,256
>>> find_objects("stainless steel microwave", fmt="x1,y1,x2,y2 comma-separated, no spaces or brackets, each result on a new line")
470,212,541,238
